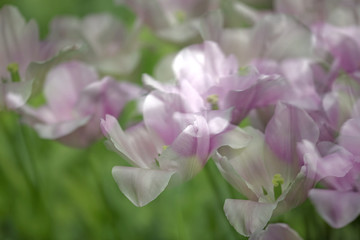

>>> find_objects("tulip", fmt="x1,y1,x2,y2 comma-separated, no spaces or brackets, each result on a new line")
101,87,250,206
309,116,360,228
215,103,351,237
145,41,284,124
0,5,53,110
21,61,141,147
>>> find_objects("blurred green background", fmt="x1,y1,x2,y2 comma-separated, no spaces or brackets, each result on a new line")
0,0,360,239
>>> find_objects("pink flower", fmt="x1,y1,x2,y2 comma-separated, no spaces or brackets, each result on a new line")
21,61,141,147
216,103,351,237
0,5,52,110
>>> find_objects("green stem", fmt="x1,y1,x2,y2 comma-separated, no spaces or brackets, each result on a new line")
16,118,39,187
204,160,242,240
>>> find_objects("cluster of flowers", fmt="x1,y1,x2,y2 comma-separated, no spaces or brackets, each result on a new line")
2,0,360,239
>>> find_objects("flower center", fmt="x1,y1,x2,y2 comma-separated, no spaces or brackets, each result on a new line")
272,173,284,201
175,10,186,23
7,63,20,82
206,94,219,110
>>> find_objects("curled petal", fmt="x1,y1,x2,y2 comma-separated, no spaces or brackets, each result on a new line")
158,115,210,180
101,115,162,168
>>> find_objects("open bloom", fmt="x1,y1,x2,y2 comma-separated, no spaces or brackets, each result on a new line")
101,87,250,206
215,103,352,237
144,41,284,124
0,5,53,110
21,61,141,147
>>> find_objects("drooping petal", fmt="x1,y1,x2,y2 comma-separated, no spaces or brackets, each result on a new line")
224,199,277,236
309,189,360,228
112,166,175,207
214,152,257,200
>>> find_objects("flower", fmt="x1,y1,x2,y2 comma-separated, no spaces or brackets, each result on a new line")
21,61,141,147
0,5,53,110
215,103,351,237
144,41,284,124
309,116,360,228
101,87,250,206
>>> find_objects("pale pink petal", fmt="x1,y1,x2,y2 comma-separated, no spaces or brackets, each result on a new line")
44,61,98,118
224,199,277,236
101,115,163,168
309,189,360,228
33,116,90,139
339,117,360,157
158,115,210,180
112,166,175,207
265,103,319,164
250,223,303,240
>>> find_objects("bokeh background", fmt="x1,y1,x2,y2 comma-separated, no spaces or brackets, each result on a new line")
0,0,360,239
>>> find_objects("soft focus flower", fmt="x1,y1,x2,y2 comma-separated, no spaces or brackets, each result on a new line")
309,116,360,228
275,0,360,26
144,41,285,124
102,70,251,206
47,13,140,76
201,11,316,66
118,0,219,43
0,5,53,110
21,61,141,147
313,23,360,82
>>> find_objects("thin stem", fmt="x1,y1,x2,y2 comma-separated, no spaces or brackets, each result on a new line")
204,160,242,240
16,118,39,187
